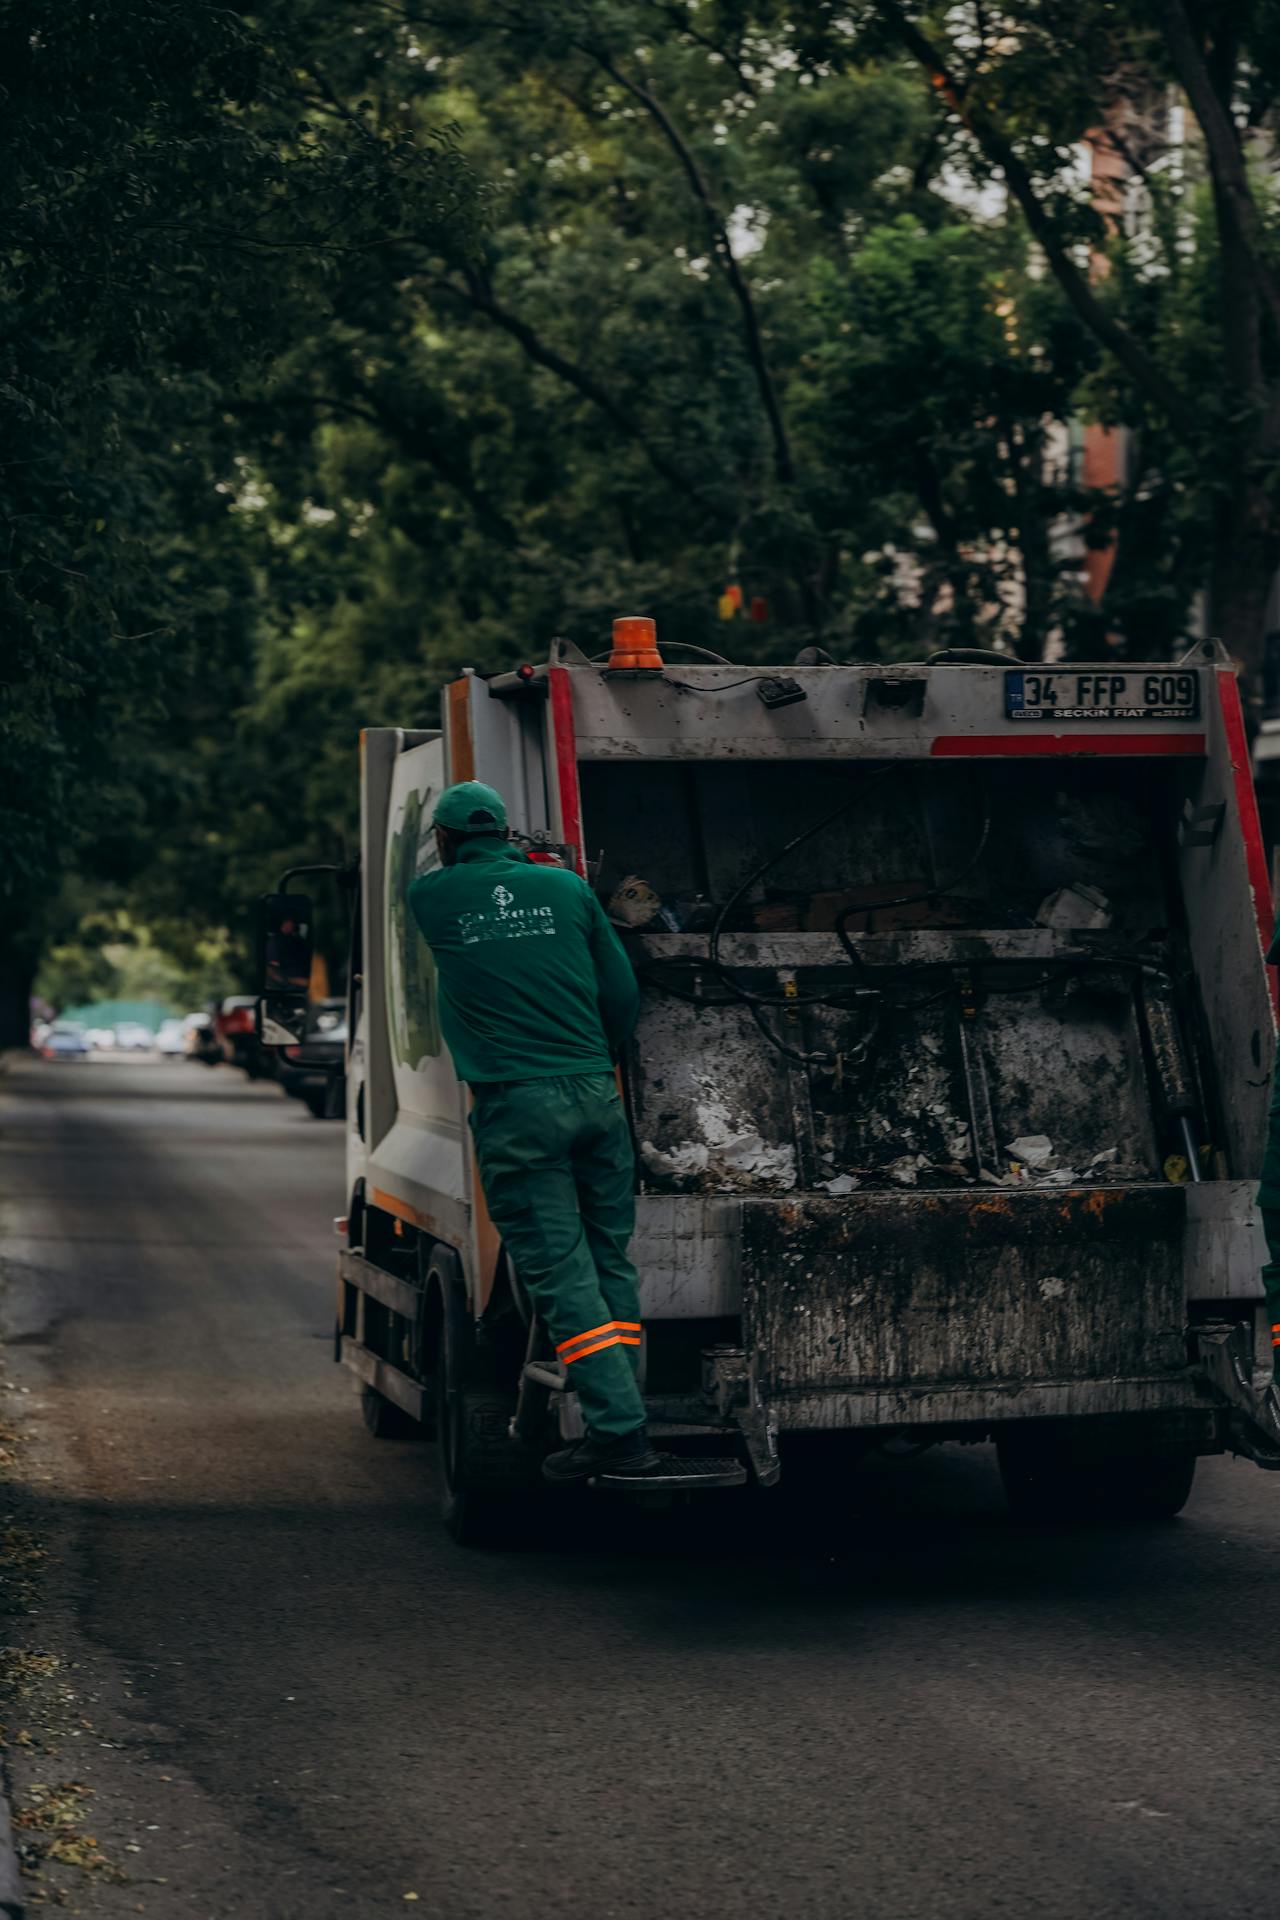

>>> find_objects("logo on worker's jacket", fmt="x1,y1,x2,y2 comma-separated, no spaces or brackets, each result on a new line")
458,883,556,946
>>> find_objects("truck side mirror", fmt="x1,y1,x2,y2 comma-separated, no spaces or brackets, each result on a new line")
261,892,314,992
257,993,309,1046
257,893,313,1048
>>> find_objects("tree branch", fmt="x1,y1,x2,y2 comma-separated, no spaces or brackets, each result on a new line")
590,48,796,485
648,2,759,98
260,388,522,549
1096,121,1163,198
1160,0,1280,352
422,269,722,516
877,0,1200,443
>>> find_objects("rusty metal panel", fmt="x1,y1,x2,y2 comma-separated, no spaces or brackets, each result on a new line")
769,1378,1215,1430
741,1187,1188,1399
628,975,1160,1195
973,991,1160,1178
629,995,801,1192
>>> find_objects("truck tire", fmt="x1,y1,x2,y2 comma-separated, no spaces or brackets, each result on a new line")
998,1429,1197,1524
432,1263,535,1546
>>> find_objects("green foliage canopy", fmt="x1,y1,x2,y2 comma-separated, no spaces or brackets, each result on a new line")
12,0,1276,1012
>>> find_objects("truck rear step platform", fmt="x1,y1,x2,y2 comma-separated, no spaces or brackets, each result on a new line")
592,1455,747,1491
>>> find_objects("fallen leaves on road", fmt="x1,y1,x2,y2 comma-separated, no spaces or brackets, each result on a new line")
0,1648,59,1696
13,1780,127,1882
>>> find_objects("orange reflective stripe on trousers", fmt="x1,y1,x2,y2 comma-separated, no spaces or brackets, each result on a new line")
558,1320,642,1365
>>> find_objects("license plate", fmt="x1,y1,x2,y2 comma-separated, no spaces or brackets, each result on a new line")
1005,669,1200,723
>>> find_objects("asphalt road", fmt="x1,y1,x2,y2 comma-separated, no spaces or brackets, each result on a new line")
2,1056,1280,1919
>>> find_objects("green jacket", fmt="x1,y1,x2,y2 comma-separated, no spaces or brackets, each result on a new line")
408,839,640,1085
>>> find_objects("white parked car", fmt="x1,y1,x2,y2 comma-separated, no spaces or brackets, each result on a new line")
156,1018,187,1056
86,1027,117,1052
114,1022,155,1052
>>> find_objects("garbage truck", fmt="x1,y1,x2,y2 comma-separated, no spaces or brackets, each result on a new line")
257,626,1280,1541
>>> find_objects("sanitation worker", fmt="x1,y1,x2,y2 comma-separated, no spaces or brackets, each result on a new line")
408,779,660,1483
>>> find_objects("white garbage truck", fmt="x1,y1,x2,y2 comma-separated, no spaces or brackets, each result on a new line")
258,625,1280,1541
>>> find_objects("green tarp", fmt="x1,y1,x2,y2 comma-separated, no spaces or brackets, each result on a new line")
59,999,174,1033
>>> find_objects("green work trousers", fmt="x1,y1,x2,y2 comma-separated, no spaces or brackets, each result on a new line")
469,1072,646,1440
1263,1209,1280,1380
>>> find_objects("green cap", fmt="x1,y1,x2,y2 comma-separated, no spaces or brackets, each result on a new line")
432,779,508,834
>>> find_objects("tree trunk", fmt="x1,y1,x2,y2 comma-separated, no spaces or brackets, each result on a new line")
1011,422,1053,661
1212,469,1279,713
0,952,34,1050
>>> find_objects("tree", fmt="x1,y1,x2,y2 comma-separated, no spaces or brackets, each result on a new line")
9,1,1207,1010
866,0,1280,696
227,0,1095,677
0,0,481,1040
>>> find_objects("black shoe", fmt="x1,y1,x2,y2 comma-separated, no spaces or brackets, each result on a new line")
1235,1379,1280,1469
542,1428,662,1485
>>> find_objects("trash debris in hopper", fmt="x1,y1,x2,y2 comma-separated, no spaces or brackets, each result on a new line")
610,876,713,932
641,1140,710,1180
1036,882,1112,930
1006,1134,1055,1170
641,1132,797,1190
986,1137,1126,1188
641,1079,798,1190
819,1172,860,1195
720,1132,797,1183
609,875,679,930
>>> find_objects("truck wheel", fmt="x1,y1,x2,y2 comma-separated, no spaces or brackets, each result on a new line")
1100,1450,1197,1520
303,1086,328,1119
998,1431,1197,1524
433,1269,534,1546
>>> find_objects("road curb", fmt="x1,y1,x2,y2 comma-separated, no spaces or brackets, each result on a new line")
0,1783,24,1918
0,1242,27,1917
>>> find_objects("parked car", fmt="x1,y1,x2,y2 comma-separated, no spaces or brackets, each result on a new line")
86,1027,117,1052
41,1024,89,1061
114,1021,155,1052
215,995,270,1077
275,998,347,1118
184,1011,221,1066
155,1018,187,1057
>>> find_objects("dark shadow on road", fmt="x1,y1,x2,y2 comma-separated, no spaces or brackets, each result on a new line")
15,1419,1260,1622
12,1078,294,1107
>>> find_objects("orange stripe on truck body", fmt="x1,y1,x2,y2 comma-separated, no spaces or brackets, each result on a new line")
446,677,475,783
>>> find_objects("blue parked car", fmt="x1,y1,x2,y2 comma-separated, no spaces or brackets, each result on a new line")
41,1023,89,1061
